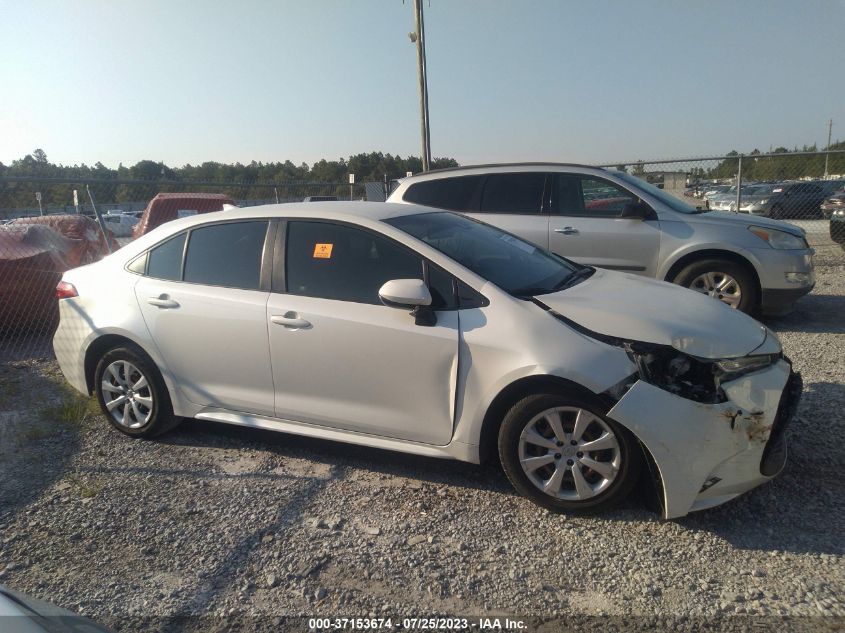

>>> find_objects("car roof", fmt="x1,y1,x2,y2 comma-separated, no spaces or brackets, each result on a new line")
398,162,606,182
129,202,430,239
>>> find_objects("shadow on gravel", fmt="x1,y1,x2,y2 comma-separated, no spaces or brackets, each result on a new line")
148,464,348,633
764,292,845,334
0,361,81,529
158,420,653,520
172,419,514,494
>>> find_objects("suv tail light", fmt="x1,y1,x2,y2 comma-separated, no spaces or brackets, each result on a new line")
56,281,78,299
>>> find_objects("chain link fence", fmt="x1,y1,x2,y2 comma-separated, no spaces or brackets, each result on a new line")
2,151,844,362
598,150,845,263
0,177,371,361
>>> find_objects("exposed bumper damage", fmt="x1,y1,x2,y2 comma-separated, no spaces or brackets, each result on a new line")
608,359,801,519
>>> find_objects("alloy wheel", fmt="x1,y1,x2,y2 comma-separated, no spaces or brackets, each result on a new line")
518,406,621,501
100,360,154,429
689,271,742,309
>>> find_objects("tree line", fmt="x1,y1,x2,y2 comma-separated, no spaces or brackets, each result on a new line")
0,151,459,210
690,141,845,183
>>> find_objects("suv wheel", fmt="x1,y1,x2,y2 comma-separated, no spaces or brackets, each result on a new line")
498,393,641,515
673,258,758,313
94,346,180,438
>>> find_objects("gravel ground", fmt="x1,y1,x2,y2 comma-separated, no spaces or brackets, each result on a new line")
0,266,843,632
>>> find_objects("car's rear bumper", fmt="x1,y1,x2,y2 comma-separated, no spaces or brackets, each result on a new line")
608,360,798,519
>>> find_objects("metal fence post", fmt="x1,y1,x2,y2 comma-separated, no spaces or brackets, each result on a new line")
735,154,743,213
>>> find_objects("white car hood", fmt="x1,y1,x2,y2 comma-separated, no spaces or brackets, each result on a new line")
539,269,771,359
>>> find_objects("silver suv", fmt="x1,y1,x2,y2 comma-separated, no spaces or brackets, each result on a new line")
388,163,815,314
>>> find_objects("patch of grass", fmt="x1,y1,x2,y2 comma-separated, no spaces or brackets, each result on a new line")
40,390,98,427
67,475,103,499
79,482,102,498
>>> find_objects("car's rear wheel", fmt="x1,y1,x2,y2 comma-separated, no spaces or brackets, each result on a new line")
94,346,180,438
498,393,641,515
673,258,758,313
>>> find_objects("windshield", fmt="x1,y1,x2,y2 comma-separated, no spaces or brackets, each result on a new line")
612,171,703,214
386,212,584,297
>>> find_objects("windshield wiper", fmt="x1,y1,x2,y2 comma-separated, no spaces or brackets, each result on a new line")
551,266,595,292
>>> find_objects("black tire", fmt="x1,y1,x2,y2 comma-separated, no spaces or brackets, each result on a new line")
768,204,784,219
498,393,641,515
672,258,759,314
94,346,180,438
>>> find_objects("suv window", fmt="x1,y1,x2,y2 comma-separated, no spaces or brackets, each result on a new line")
183,221,268,290
403,176,483,210
147,233,186,281
557,175,638,217
479,173,546,214
286,222,424,304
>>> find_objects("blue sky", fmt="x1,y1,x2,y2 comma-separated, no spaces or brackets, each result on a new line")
2,1,843,168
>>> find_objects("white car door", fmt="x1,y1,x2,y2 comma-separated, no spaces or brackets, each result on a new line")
548,174,662,276
134,221,276,416
267,220,459,445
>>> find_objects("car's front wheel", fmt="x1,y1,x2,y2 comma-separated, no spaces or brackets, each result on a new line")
498,393,641,515
94,346,180,438
673,258,758,313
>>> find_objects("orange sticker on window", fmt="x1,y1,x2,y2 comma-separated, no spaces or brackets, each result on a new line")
313,243,333,258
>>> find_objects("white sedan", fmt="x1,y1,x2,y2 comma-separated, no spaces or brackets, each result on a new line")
53,203,801,518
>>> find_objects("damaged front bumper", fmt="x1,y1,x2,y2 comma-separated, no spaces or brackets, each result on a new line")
608,359,801,519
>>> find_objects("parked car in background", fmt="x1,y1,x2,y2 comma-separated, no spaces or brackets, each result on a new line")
303,195,338,202
702,184,732,206
53,203,801,518
132,193,236,238
103,212,139,237
388,164,815,315
743,181,827,219
820,188,845,220
831,208,845,250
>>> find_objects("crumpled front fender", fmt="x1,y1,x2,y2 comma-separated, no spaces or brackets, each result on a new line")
608,359,791,519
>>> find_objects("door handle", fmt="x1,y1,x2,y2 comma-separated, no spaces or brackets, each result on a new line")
147,295,180,309
271,312,312,330
554,227,579,235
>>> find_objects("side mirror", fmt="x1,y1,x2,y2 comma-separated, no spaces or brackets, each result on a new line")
378,279,432,308
378,279,436,326
619,201,652,220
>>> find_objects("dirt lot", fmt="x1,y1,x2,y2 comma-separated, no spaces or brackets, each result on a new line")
0,266,842,632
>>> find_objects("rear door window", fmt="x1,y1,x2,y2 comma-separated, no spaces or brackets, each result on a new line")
183,221,268,290
403,176,483,211
479,173,546,214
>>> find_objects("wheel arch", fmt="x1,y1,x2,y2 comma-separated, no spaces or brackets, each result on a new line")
83,334,158,395
478,375,611,465
477,374,665,515
663,249,762,298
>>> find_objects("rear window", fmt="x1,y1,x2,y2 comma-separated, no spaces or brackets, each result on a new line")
147,233,186,281
403,176,483,210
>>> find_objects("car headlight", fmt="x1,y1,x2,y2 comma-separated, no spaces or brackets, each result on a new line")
626,344,779,403
833,209,845,218
714,354,778,380
749,226,808,249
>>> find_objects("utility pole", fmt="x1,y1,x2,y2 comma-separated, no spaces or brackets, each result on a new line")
411,0,432,172
824,118,833,178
